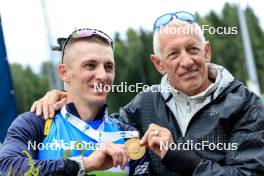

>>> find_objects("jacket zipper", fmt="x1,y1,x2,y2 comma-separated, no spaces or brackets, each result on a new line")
187,98,191,113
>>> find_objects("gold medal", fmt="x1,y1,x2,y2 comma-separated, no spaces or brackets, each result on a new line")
125,138,145,160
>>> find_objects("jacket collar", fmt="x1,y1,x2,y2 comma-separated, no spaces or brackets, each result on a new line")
65,103,107,121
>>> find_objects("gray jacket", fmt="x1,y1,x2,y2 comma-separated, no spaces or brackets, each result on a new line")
121,75,264,175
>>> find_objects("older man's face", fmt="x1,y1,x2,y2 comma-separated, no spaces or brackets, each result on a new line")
157,24,211,96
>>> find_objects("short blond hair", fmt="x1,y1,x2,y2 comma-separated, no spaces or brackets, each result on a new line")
63,35,112,64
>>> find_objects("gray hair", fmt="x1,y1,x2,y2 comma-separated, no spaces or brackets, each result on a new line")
153,18,206,59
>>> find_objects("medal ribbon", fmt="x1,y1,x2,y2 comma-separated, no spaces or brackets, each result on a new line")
60,106,138,142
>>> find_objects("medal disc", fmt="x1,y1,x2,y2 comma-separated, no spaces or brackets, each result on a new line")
125,138,145,160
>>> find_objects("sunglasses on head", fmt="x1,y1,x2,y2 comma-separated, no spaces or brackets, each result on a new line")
153,11,197,32
61,28,113,63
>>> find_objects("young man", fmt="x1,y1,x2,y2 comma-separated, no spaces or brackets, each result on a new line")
0,28,149,175
31,12,264,175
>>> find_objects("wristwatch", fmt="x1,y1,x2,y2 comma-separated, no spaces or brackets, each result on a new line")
68,155,85,176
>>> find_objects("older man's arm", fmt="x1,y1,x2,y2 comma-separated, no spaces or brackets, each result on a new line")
158,97,264,175
190,95,264,176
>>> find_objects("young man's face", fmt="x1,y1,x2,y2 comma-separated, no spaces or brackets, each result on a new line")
152,24,211,96
61,41,115,105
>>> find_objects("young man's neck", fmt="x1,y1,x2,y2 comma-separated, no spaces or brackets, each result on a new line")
67,96,103,121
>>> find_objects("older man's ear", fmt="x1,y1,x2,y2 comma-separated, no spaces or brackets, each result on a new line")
204,41,212,63
150,54,166,75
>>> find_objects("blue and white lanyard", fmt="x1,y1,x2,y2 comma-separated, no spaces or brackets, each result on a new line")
60,106,138,142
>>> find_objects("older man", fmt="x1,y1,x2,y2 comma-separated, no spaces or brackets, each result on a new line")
31,12,264,175
0,28,149,175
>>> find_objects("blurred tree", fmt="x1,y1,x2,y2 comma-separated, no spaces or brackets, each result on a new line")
245,6,264,92
10,63,49,114
107,29,161,113
199,4,247,83
199,3,264,92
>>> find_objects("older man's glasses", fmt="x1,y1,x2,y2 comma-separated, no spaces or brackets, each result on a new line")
61,28,113,63
153,11,197,32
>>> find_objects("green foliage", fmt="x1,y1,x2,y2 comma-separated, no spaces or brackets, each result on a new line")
73,141,86,155
3,151,41,176
244,7,264,91
10,63,49,114
22,150,41,176
198,3,264,92
199,3,247,83
63,149,72,160
62,141,87,159
7,166,13,176
107,29,161,113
